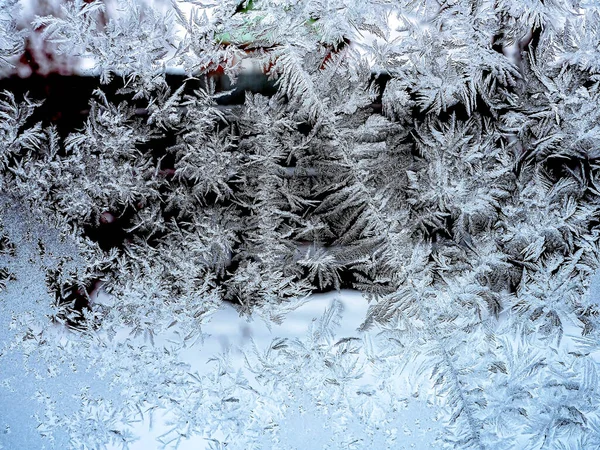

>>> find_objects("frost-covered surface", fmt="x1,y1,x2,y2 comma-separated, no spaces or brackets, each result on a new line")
0,198,439,449
0,200,115,449
3,1,600,449
103,291,441,450
0,216,440,449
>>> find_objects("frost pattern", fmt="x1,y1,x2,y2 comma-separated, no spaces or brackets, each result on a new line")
2,0,600,449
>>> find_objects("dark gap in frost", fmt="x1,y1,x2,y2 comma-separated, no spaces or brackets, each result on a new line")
0,234,16,257
0,74,98,135
46,269,100,330
297,122,312,136
0,267,16,291
83,207,138,252
370,73,391,104
543,154,586,183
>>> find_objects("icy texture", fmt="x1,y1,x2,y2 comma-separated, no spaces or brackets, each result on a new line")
3,1,600,449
